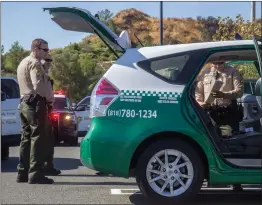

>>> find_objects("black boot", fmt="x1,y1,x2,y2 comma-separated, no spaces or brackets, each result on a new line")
28,176,54,184
16,174,28,183
43,167,61,176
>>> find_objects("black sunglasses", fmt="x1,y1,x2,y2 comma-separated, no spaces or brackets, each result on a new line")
39,48,49,52
44,59,52,62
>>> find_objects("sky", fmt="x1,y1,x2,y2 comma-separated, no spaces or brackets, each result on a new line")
1,1,262,52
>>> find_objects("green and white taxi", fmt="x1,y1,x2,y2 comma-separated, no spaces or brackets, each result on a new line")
44,7,262,203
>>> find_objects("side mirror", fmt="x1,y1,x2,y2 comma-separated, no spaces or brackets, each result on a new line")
1,91,7,101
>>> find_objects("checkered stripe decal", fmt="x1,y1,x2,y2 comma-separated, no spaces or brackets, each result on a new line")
121,90,182,98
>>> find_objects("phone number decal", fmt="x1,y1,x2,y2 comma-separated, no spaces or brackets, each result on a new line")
107,109,157,118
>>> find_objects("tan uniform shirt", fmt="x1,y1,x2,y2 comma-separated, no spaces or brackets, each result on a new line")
17,52,49,99
195,66,244,107
46,76,54,104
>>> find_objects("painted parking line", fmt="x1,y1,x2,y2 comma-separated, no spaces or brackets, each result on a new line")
110,186,262,195
111,189,140,195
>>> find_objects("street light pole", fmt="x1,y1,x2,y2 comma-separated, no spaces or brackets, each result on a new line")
251,1,256,22
160,1,163,45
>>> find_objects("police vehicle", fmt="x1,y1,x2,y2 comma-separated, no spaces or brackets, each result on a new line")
50,90,78,145
44,7,262,204
1,77,21,160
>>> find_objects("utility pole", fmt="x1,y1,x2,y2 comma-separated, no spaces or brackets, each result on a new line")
160,1,163,45
250,1,256,22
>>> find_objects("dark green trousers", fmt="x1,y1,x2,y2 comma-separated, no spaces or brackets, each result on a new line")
17,101,47,180
44,118,55,169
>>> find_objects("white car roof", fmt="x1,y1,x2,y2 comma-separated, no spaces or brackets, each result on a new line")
1,76,17,80
137,40,254,59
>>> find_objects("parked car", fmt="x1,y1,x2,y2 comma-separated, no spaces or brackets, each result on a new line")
44,7,262,204
1,77,21,160
50,90,78,145
73,96,91,137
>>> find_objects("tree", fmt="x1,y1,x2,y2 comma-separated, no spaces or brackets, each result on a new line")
212,15,262,79
50,49,89,102
96,9,114,23
1,45,5,70
213,15,262,41
197,16,219,41
4,41,29,73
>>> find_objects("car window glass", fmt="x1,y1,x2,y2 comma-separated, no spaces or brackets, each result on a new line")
1,79,20,99
230,62,260,95
79,97,90,106
150,55,190,82
54,98,67,109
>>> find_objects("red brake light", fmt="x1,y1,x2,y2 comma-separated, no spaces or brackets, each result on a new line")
50,112,59,121
96,79,118,95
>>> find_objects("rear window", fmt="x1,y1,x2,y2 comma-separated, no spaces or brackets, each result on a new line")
54,97,68,109
137,49,208,84
150,55,190,81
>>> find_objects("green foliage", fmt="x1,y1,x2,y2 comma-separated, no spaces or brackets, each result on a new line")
50,49,89,102
232,63,260,79
3,41,29,73
197,16,219,41
96,9,114,23
213,15,262,41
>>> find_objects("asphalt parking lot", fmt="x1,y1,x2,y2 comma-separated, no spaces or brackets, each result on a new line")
1,139,262,205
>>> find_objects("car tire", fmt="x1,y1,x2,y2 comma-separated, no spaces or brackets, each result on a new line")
1,146,9,161
135,139,205,204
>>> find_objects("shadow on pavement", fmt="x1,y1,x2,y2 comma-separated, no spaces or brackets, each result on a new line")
129,191,262,205
1,157,82,172
54,181,137,186
58,174,120,177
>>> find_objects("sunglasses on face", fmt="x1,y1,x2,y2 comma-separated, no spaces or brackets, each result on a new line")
39,48,49,52
44,59,52,62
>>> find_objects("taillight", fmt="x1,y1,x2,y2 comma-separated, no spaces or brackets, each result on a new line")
90,78,119,118
50,112,59,121
96,79,118,95
49,112,59,122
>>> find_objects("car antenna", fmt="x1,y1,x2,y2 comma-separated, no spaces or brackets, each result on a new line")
134,33,144,47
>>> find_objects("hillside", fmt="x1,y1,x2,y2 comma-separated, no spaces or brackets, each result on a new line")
83,8,205,46
113,8,203,45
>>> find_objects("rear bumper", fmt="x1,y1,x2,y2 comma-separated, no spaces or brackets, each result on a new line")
1,134,21,147
53,124,78,140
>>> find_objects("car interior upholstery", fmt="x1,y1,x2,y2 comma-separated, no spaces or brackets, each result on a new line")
190,50,262,159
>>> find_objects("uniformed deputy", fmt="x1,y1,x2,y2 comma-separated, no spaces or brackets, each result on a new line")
195,61,244,192
195,61,244,136
41,54,61,176
16,38,53,184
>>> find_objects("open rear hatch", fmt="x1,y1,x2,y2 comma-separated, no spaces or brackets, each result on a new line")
43,7,131,58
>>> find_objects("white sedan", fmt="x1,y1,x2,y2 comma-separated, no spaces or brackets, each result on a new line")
73,96,91,137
